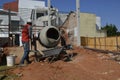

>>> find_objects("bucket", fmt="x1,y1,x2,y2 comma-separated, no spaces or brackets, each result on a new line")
6,55,15,66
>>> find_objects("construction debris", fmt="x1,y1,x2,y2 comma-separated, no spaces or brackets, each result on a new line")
0,47,120,80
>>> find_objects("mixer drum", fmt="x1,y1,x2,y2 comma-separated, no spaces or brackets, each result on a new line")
39,26,60,48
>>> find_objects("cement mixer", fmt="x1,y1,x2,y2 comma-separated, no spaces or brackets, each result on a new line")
30,26,72,62
29,7,72,62
39,26,60,48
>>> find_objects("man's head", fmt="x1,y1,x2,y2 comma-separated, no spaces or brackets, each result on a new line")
27,19,32,25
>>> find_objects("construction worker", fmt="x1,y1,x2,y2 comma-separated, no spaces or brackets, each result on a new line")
19,19,32,66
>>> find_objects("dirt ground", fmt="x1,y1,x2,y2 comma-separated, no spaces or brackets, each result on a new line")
1,46,120,80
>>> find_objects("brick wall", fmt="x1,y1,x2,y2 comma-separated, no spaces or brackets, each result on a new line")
3,0,18,12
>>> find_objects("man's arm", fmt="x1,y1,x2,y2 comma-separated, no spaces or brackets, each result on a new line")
28,26,32,39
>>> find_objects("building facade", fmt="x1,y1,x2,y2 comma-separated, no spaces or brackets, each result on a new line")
1,0,106,46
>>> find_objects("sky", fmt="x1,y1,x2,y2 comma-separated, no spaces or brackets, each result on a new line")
0,0,120,31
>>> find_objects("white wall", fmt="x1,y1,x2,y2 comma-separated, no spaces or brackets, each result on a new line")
96,16,101,30
19,0,45,9
18,0,46,24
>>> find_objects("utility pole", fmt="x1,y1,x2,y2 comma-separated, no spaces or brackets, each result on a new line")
8,9,11,46
48,0,51,27
76,0,81,46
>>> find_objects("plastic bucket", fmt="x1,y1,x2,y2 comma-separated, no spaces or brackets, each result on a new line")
6,55,15,66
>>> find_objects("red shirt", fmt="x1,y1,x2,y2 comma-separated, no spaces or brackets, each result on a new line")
22,24,30,42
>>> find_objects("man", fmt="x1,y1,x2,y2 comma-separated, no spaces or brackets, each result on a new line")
20,19,32,66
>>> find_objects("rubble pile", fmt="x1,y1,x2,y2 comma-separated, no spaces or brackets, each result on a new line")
5,47,120,80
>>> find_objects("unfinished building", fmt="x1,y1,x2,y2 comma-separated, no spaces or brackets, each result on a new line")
0,0,106,47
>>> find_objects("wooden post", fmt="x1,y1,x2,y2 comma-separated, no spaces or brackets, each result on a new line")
94,37,96,48
116,36,118,51
104,37,106,50
98,37,101,49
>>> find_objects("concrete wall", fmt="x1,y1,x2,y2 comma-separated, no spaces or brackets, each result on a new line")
80,13,97,37
62,12,106,37
18,0,46,24
80,13,106,37
61,12,107,45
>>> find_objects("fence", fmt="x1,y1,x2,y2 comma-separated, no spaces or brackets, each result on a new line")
81,36,120,51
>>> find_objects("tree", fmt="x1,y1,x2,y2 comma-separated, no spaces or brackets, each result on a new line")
101,24,118,37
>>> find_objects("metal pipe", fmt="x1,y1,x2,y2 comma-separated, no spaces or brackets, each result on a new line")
8,9,11,46
76,0,81,46
48,0,51,27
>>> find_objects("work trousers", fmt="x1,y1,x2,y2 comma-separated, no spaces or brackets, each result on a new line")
20,41,30,64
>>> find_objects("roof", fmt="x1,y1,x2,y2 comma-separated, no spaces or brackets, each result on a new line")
0,9,17,15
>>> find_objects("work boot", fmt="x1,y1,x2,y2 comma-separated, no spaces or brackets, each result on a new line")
19,64,27,67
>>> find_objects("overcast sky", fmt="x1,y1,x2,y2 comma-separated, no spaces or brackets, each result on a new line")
0,0,120,31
